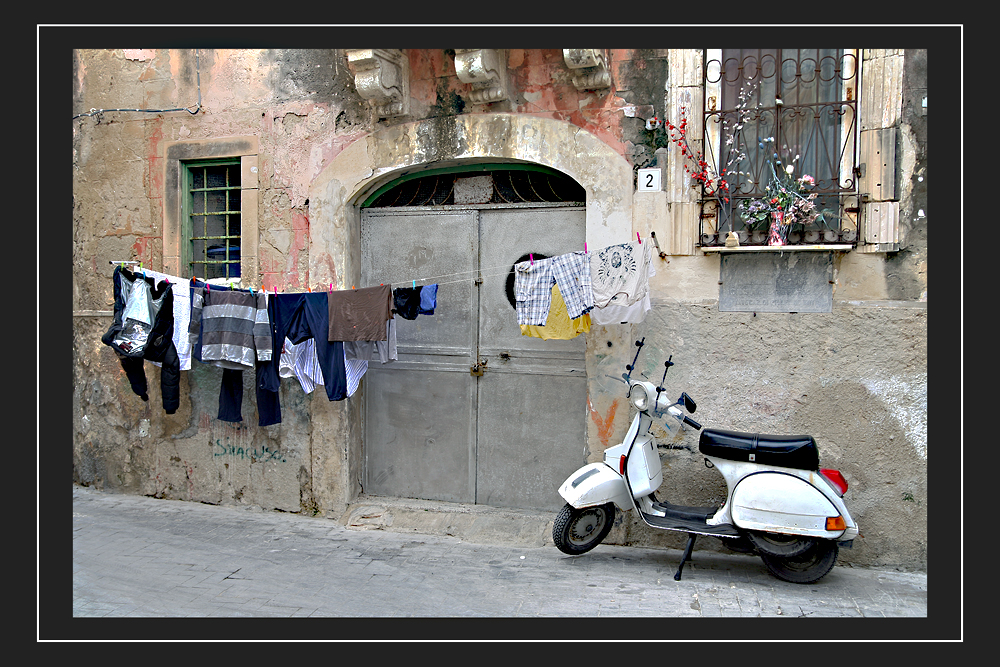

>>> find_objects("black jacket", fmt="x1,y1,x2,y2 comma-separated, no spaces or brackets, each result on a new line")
101,266,180,414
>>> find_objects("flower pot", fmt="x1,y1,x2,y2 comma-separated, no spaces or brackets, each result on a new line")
767,211,786,246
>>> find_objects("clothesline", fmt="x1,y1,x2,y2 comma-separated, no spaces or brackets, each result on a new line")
111,235,648,294
372,235,647,289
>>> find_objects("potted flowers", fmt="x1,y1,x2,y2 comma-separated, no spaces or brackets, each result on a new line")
737,138,821,246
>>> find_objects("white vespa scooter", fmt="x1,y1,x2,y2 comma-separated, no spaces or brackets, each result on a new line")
554,339,859,584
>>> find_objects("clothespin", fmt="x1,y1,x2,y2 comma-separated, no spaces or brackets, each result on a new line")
637,232,642,244
530,254,534,265
329,283,333,293
412,280,416,289
584,242,588,254
274,286,277,296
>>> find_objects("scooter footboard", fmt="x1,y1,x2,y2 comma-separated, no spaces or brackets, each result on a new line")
558,463,633,510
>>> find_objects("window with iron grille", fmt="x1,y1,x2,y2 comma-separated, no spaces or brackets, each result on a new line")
701,49,860,247
183,159,242,279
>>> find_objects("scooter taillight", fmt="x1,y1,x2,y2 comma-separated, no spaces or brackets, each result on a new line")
820,468,848,496
619,455,627,476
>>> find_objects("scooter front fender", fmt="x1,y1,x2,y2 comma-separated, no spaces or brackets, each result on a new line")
558,463,633,511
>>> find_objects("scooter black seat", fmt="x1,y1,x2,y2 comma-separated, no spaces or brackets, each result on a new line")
698,428,819,471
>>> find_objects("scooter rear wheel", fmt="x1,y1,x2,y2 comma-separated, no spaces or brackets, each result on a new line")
553,503,615,555
746,530,817,558
759,540,839,584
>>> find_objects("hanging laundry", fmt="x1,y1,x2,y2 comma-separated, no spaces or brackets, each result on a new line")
343,319,397,364
142,268,192,370
418,283,438,315
392,285,422,320
187,280,276,425
589,240,655,325
344,356,367,398
188,284,272,370
101,265,180,414
514,251,594,326
279,337,323,395
520,283,591,340
259,291,348,407
391,283,438,320
328,284,393,341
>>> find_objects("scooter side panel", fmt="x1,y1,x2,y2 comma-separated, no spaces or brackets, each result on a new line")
558,463,633,510
625,435,663,498
731,472,845,538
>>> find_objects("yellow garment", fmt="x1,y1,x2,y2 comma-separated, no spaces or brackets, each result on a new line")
520,283,591,340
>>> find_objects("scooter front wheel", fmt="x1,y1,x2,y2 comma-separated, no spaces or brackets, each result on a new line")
759,540,839,584
553,503,615,555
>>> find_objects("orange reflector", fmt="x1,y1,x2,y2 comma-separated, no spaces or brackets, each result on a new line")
826,516,846,531
619,455,627,475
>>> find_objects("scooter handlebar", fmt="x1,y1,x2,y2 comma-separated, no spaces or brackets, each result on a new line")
682,415,702,430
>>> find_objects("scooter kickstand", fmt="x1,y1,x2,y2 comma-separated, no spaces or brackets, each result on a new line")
674,533,697,581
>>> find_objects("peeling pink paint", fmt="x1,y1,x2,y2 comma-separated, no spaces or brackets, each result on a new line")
123,49,156,62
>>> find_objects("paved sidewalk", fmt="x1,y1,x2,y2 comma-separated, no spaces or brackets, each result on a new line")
64,484,940,640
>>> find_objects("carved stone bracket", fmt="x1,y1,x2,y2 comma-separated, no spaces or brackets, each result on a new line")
563,49,611,91
454,49,508,105
346,49,409,118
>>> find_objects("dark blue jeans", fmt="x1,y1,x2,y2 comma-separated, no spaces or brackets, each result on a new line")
259,292,348,404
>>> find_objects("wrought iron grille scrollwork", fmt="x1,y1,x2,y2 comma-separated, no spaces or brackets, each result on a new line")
368,168,585,208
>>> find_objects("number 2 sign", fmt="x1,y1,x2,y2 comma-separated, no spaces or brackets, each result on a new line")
637,168,661,192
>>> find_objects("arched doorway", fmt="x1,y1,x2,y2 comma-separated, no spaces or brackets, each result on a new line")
306,113,634,511
360,166,588,511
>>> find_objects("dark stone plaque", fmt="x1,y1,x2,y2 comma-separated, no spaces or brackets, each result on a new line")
719,252,833,313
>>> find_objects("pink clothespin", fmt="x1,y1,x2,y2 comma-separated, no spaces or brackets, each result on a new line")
330,283,333,293
584,242,588,254
530,254,534,265
637,232,642,244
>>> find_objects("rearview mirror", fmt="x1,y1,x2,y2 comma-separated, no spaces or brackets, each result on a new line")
680,392,696,414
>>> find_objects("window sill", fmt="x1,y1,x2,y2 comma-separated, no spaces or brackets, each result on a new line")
700,244,854,254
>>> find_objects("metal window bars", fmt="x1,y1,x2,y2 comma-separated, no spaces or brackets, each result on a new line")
700,49,860,247
189,162,241,279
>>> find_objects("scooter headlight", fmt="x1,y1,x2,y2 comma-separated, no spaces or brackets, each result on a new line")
628,382,651,411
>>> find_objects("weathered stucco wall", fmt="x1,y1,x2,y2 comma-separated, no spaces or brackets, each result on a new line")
71,47,929,570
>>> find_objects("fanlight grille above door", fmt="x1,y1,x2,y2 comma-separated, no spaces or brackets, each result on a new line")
365,166,586,208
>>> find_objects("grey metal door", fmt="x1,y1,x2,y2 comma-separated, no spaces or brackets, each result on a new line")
360,205,587,511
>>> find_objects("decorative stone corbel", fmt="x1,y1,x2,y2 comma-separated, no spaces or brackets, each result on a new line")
346,49,409,118
454,49,508,104
563,49,611,91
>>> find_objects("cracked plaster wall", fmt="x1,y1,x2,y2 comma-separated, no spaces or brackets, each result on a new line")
71,48,929,569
